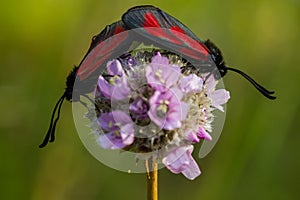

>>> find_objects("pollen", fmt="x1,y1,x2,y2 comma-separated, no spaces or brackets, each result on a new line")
155,69,165,84
157,100,169,113
109,76,120,85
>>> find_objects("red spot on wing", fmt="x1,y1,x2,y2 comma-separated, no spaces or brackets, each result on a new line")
78,32,128,80
170,26,185,34
142,13,160,27
142,27,209,61
142,14,192,46
178,47,208,60
114,26,125,34
170,29,209,57
144,27,182,45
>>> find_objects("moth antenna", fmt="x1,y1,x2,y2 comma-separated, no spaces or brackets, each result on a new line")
226,67,276,100
49,94,65,142
39,93,66,148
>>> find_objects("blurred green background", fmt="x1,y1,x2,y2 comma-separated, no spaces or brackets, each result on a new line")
0,0,299,199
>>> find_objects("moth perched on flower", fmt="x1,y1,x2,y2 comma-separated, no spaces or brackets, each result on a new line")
85,50,229,179
40,5,275,180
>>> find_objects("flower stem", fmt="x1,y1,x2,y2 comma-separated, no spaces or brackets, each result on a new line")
146,158,158,200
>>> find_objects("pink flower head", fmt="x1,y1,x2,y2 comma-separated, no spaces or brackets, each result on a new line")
86,50,231,180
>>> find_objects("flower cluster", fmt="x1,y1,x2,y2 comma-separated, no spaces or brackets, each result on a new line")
87,50,230,180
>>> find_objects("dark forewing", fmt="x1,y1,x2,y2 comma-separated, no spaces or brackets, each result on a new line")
88,21,127,53
122,5,201,42
77,21,129,80
122,5,211,66
77,6,214,95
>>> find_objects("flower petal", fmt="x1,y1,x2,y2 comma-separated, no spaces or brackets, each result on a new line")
97,76,113,99
151,52,169,65
182,155,201,180
197,126,212,141
97,112,117,131
179,74,203,94
97,75,130,101
97,111,134,149
146,53,181,91
162,146,191,173
186,130,200,143
148,89,188,130
205,74,217,91
107,59,124,76
97,132,126,149
211,89,230,112
162,145,201,180
110,110,133,125
119,123,135,145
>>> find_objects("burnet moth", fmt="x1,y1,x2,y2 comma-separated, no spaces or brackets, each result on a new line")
39,5,275,148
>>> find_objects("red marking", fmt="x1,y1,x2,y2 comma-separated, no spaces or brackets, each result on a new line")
170,26,185,34
198,41,211,54
170,29,209,57
114,26,125,34
78,32,128,80
142,13,160,27
179,47,207,60
144,27,182,45
142,14,186,45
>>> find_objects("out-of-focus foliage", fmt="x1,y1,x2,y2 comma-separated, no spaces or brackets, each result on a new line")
0,0,299,199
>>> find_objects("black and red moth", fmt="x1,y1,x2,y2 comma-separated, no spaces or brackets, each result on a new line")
39,5,276,148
